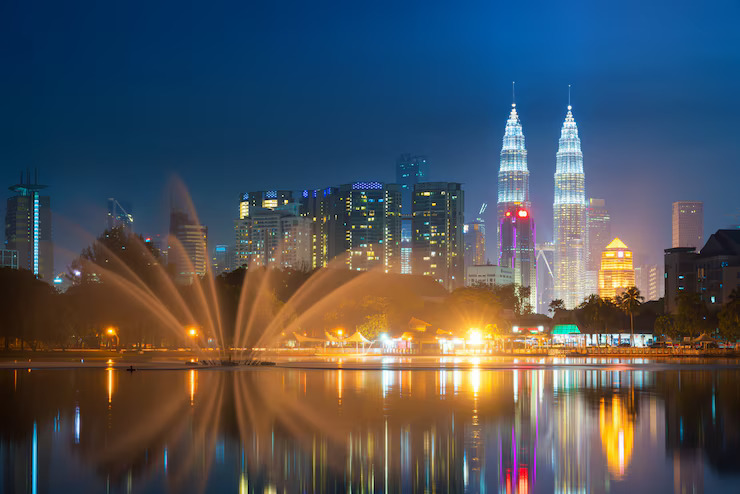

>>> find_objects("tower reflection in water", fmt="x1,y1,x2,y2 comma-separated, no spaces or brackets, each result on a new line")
2,365,740,493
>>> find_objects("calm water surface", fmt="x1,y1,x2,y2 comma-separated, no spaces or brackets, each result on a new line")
2,360,740,493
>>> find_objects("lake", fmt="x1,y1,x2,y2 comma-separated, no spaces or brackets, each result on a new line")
2,358,740,493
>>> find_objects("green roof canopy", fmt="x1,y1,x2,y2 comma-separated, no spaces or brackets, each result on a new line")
551,324,581,335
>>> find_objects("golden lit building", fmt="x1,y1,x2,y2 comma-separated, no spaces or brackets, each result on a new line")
598,237,635,298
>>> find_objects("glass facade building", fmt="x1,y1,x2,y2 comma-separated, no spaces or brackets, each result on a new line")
496,103,530,263
553,105,586,308
5,171,53,282
169,209,208,285
397,155,428,274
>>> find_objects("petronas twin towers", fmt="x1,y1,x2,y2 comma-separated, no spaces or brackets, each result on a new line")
496,92,586,311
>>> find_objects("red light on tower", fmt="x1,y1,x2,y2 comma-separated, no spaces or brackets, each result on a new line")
517,209,529,218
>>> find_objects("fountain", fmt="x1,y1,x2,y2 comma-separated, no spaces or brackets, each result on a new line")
70,178,387,367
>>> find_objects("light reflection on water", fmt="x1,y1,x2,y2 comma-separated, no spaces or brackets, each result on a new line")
1,364,740,493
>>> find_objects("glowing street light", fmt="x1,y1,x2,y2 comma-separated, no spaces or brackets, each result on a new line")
467,329,483,346
104,327,119,348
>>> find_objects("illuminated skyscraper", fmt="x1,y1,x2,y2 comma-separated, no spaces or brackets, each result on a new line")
238,190,294,219
463,221,485,268
598,237,635,299
553,102,586,308
496,99,530,262
672,201,703,249
586,199,611,271
301,182,401,272
169,209,208,285
585,198,611,296
5,170,53,282
499,207,537,311
397,155,428,274
234,204,311,270
412,182,464,290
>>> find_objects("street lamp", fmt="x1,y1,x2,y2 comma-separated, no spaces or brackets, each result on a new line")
187,326,199,351
105,327,119,349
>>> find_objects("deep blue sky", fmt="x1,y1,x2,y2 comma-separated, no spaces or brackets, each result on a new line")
1,0,739,271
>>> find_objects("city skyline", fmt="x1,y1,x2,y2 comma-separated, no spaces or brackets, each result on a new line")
1,0,738,277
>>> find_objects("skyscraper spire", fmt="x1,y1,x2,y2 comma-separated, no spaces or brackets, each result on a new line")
497,89,536,311
568,84,571,108
553,96,587,308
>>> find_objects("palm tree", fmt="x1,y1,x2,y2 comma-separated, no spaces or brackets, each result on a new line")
579,294,613,346
616,287,644,346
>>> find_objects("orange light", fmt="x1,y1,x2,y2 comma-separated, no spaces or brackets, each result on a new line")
188,328,198,337
505,211,511,217
106,327,116,335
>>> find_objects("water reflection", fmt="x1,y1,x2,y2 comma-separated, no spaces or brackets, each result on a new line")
2,365,740,493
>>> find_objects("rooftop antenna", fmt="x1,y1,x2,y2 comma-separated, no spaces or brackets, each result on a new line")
568,84,572,110
512,81,516,107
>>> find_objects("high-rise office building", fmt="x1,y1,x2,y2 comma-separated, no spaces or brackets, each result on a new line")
664,230,740,312
211,245,231,275
397,155,428,274
464,221,486,268
169,209,208,285
342,182,402,273
239,190,294,219
234,203,311,270
672,201,703,249
553,103,587,308
499,207,537,311
412,182,464,290
598,238,635,299
664,247,698,314
584,198,611,296
299,187,344,269
5,171,53,282
106,198,134,232
536,242,555,314
635,264,663,302
300,182,402,273
586,199,611,270
497,101,530,263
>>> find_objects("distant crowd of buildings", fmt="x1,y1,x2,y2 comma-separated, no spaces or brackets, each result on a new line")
2,102,735,316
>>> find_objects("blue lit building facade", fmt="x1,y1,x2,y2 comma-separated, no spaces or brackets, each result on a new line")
397,155,428,274
553,105,587,308
5,171,53,282
497,103,530,264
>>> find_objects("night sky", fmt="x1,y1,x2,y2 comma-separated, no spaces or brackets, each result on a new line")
1,0,739,272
